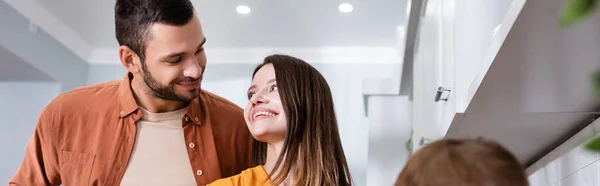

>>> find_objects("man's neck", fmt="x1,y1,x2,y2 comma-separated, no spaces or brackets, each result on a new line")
130,77,188,113
264,141,297,186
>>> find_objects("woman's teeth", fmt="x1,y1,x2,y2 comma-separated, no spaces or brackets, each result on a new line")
254,111,276,119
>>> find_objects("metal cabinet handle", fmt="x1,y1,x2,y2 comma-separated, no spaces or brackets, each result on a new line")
420,137,431,145
435,86,451,102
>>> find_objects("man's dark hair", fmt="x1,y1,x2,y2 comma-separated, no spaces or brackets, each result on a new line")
115,0,195,62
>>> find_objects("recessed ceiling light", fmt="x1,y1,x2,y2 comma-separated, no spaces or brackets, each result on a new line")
338,3,353,13
236,5,251,14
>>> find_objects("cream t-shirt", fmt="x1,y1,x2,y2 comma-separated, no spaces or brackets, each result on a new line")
120,107,196,186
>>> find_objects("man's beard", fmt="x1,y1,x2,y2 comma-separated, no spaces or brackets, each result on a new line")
141,65,202,102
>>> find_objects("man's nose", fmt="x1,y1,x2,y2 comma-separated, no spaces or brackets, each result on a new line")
183,59,202,79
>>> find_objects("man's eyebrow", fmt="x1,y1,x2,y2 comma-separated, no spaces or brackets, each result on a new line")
160,38,208,60
160,52,185,61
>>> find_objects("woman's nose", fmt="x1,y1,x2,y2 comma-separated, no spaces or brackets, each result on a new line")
250,92,268,105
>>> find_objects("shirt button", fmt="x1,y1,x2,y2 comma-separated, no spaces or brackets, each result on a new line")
184,117,189,122
120,111,125,115
194,117,200,122
196,169,203,176
189,143,195,148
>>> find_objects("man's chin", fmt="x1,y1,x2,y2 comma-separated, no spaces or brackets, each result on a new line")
188,87,201,94
178,89,200,100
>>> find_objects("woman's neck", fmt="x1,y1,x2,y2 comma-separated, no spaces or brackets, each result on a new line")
263,141,297,186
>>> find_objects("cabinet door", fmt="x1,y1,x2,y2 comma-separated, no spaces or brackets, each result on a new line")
417,0,456,136
437,0,457,135
412,0,447,151
452,0,503,111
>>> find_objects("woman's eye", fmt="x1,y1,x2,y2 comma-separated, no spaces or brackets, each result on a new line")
247,93,254,99
270,85,278,91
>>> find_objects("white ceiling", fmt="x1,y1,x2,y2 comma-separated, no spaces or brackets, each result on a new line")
34,0,408,49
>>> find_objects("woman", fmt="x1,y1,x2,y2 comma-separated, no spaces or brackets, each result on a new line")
394,137,529,186
209,54,353,186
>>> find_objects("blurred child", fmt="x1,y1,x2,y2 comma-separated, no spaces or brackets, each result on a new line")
394,138,529,186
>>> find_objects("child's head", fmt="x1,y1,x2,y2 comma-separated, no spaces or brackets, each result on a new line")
395,138,529,186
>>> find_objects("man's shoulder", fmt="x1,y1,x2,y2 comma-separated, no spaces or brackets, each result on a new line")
51,80,121,110
200,90,244,114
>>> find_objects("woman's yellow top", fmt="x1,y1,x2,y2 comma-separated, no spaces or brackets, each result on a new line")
208,166,272,186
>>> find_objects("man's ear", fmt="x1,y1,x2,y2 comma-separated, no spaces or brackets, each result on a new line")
119,46,142,74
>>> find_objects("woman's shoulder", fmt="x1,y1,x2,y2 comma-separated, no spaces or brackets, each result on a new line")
207,166,271,186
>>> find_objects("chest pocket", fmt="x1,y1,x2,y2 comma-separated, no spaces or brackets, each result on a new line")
60,150,96,186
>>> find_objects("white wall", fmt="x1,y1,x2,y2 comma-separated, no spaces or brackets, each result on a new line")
318,65,371,186
0,82,61,183
367,96,411,186
0,1,88,92
202,78,251,108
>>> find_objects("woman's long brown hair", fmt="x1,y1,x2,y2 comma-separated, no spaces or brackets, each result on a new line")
251,54,353,186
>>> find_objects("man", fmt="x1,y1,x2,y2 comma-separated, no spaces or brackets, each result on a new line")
9,0,254,185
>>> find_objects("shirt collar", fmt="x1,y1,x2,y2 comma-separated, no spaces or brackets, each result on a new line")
117,73,139,118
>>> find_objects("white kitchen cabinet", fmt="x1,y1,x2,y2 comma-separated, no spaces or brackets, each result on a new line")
411,0,519,150
440,0,514,135
411,0,460,147
411,0,600,173
435,0,458,136
411,0,447,151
